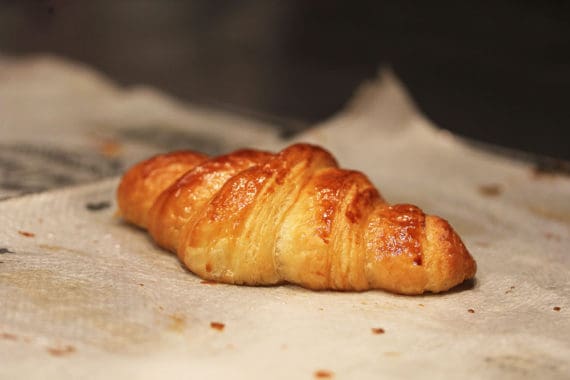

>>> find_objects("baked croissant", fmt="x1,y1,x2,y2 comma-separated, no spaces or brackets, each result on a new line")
117,143,476,295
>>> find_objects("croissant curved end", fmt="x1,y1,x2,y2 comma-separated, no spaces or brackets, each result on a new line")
117,151,208,229
422,215,477,293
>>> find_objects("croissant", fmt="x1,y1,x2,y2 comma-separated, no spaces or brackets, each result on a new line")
117,143,476,295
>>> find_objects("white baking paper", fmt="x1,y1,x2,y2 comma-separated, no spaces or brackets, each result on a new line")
0,55,279,200
0,60,569,380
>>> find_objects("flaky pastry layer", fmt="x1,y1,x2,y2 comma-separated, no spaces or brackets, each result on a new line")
117,143,476,294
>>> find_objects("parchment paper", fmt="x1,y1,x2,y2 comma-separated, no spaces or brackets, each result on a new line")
1,59,568,380
0,55,279,200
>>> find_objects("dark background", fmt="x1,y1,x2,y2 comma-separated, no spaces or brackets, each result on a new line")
1,0,569,161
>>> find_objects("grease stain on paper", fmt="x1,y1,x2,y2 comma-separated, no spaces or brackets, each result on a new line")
526,205,570,225
0,268,160,353
167,314,186,333
38,244,87,256
484,354,562,376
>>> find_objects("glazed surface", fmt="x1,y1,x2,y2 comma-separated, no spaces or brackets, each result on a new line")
117,143,476,294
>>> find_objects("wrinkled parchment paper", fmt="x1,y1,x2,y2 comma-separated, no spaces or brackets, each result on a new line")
0,55,279,200
1,57,568,380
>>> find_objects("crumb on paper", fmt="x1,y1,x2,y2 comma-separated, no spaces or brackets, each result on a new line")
418,303,424,307
371,328,385,335
544,232,561,241
138,283,144,287
18,230,35,238
0,248,14,254
478,184,502,197
314,369,333,378
505,286,516,294
468,309,475,313
553,306,561,312
210,322,225,331
95,137,123,158
1,332,18,341
46,345,76,357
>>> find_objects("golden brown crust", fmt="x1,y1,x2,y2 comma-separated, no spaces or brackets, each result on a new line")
117,143,477,295
117,151,208,229
179,144,338,285
147,149,272,252
422,215,477,293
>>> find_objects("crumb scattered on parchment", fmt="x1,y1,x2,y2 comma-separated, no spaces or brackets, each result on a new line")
468,309,475,314
0,248,14,254
371,328,385,335
418,303,424,307
1,332,32,343
314,370,334,378
1,332,18,341
18,230,35,238
553,307,561,312
95,138,123,158
544,232,561,241
137,283,144,287
478,184,502,197
505,286,516,294
210,322,225,331
46,345,76,357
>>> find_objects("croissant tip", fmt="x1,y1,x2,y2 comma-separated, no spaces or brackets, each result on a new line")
423,215,477,293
